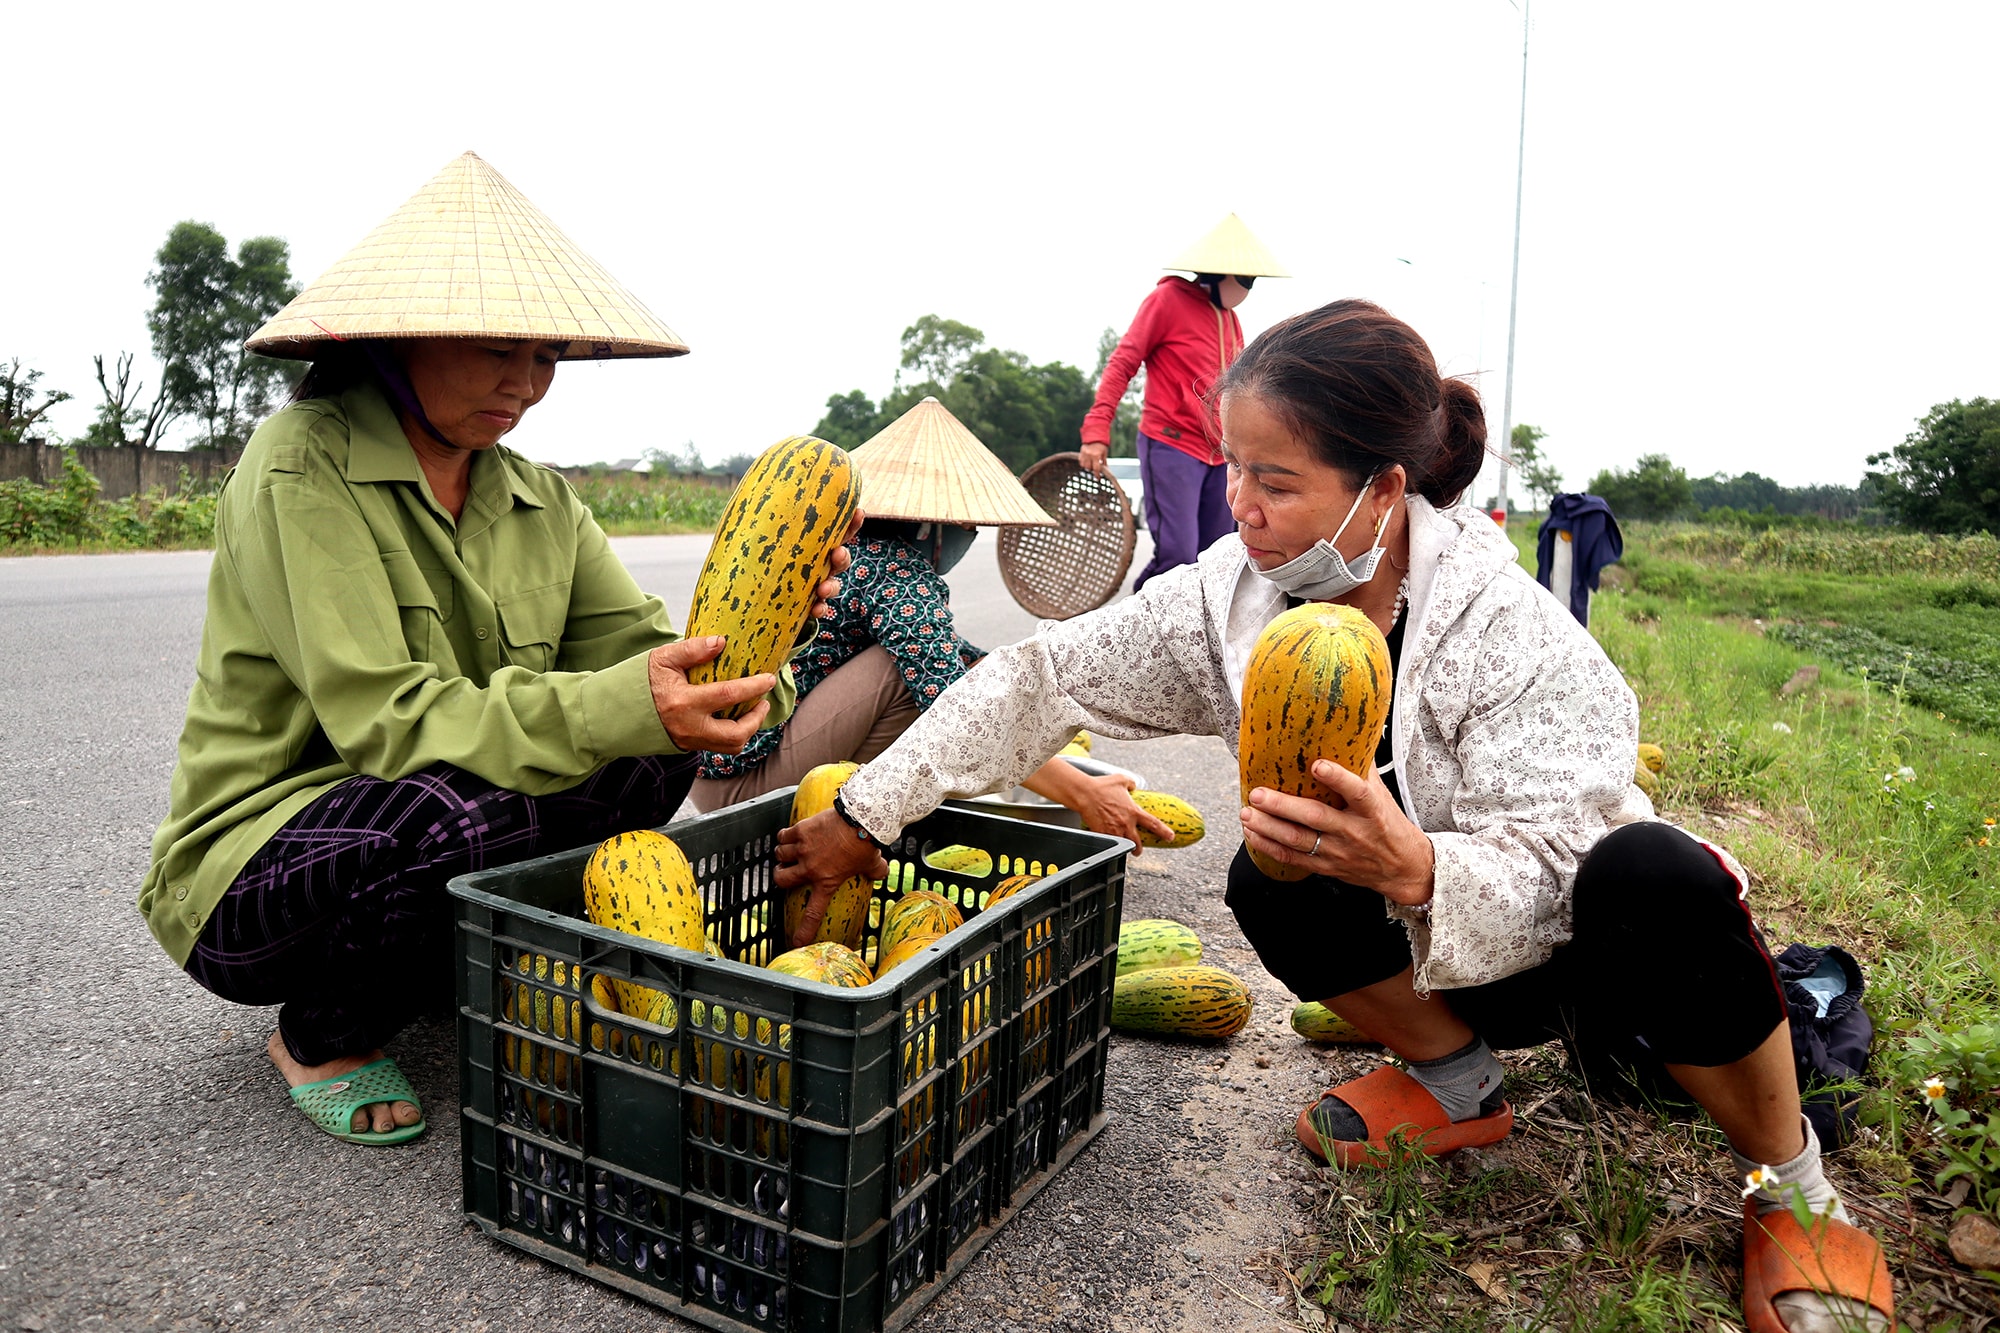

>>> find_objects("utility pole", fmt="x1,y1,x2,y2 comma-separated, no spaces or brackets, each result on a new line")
1497,0,1530,511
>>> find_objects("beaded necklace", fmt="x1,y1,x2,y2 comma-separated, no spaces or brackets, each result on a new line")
1390,575,1411,627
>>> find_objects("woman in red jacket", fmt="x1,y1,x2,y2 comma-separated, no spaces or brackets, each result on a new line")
1080,214,1287,590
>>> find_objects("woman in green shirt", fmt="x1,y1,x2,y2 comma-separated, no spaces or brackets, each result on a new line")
139,153,846,1146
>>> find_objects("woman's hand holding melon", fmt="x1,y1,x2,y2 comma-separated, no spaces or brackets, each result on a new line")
651,522,861,755
1240,759,1435,907
648,637,775,753
775,809,890,948
1021,760,1174,851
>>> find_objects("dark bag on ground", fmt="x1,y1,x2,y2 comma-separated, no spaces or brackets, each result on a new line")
1774,943,1873,1150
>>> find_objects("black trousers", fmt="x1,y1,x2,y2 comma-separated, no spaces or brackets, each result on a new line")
1226,821,1789,1084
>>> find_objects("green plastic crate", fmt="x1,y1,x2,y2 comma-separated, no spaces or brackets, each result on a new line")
450,789,1129,1333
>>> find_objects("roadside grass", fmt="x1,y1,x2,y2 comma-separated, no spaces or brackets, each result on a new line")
1273,522,2000,1330
1612,523,2000,733
566,473,733,535
0,454,734,551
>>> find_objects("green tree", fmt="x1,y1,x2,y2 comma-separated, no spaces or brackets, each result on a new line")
1093,325,1142,457
1587,452,1693,519
1509,423,1563,511
898,315,985,387
815,318,1099,474
813,389,886,451
147,222,302,449
0,358,70,445
76,352,180,449
1866,398,2000,534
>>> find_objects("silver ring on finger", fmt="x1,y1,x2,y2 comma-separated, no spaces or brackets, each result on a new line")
1309,833,1322,857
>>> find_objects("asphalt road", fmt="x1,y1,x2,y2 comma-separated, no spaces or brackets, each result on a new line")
0,531,1338,1333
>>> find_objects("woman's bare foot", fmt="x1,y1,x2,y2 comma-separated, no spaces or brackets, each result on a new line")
266,1031,422,1135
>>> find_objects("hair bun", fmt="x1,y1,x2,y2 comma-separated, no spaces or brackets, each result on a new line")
1429,377,1487,507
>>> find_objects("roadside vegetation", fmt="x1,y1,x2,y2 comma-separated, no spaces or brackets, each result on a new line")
1273,521,2000,1331
0,450,734,552
0,451,220,552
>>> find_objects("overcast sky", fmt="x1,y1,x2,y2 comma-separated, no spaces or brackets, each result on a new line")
6,2,1994,502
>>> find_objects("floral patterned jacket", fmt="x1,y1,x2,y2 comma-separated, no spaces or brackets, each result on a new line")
839,497,1670,991
696,536,983,779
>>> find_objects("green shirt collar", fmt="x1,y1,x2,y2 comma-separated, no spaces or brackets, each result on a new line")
337,382,546,516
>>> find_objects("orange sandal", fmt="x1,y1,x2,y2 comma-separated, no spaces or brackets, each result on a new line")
1740,1200,1894,1333
1295,1064,1513,1167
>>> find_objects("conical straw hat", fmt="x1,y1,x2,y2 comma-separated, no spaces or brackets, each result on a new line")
1163,213,1290,278
850,398,1056,526
247,151,688,360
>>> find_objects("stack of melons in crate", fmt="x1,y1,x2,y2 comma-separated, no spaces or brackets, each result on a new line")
572,431,1204,1000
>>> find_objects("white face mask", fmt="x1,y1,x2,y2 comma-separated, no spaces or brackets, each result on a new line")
1248,480,1389,600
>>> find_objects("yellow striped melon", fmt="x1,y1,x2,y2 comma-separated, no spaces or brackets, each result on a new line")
1116,919,1202,974
1238,603,1391,881
684,435,862,718
878,890,962,960
767,942,873,987
981,873,1042,911
782,762,871,950
874,931,942,978
582,829,705,1017
924,844,993,876
1130,790,1205,848
1289,1001,1371,1044
1111,965,1254,1039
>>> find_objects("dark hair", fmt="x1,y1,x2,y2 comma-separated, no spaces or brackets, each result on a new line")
1217,299,1488,507
289,342,382,403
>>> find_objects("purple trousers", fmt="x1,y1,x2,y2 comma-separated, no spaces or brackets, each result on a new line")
1133,431,1234,591
185,756,695,1065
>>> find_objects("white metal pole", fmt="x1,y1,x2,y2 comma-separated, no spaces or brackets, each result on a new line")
1497,0,1530,511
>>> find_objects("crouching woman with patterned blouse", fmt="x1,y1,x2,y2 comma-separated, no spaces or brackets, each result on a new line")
776,302,1894,1333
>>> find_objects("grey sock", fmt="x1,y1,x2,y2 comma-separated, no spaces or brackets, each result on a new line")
1406,1037,1508,1122
1305,1039,1506,1147
1730,1114,1849,1222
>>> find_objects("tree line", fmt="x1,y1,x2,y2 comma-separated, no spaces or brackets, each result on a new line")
1581,398,1998,534
811,315,1138,474
1,223,302,453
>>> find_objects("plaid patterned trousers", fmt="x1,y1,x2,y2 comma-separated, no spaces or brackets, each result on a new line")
185,756,694,1065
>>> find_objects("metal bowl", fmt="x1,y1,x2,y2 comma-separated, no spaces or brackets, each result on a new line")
949,754,1147,829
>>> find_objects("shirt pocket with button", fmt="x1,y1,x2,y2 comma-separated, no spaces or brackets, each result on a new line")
496,581,572,674
382,551,454,664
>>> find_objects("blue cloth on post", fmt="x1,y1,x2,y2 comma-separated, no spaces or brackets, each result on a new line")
1536,493,1624,626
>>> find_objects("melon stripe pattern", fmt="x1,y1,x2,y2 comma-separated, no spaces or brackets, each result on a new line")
580,829,707,1019
1130,791,1205,848
1238,602,1392,881
1289,1001,1371,1044
877,890,961,961
767,942,873,987
1110,965,1254,1039
684,435,862,718
1114,919,1203,975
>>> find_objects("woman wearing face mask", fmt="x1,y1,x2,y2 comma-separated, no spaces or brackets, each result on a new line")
780,300,1894,1333
1079,214,1288,591
692,396,1172,850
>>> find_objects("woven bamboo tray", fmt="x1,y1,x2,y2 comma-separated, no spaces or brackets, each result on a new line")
995,453,1135,620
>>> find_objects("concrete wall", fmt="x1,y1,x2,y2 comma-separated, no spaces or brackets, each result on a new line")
0,440,240,499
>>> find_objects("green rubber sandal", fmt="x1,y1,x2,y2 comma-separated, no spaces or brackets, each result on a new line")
288,1057,427,1145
